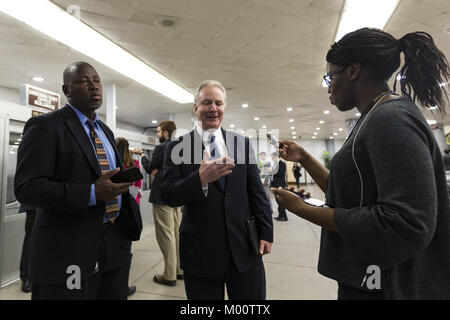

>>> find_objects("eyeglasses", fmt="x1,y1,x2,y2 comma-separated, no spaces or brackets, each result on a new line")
323,66,347,88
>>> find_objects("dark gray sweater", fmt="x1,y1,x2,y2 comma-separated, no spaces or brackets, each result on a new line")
319,98,450,299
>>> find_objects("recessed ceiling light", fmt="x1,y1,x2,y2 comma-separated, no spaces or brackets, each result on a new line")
292,132,296,135
313,132,318,135
249,135,253,138
241,130,245,134
292,136,296,139
31,76,44,82
289,119,294,123
319,120,324,124
254,117,260,121
427,119,437,125
290,126,295,130
316,127,320,130
242,103,248,108
262,125,267,129
333,133,338,136
229,124,235,128
312,136,316,139
339,128,343,131
152,120,157,124
355,113,361,117
286,107,293,112
329,136,334,140
268,131,272,134
324,110,330,115
428,105,439,110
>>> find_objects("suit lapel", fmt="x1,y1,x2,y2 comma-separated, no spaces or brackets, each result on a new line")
62,105,101,176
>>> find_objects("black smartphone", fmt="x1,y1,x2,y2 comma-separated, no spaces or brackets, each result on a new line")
110,166,143,183
266,133,284,148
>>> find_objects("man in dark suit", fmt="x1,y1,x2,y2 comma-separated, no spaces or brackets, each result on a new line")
161,80,273,299
141,120,183,286
270,152,288,221
14,61,142,300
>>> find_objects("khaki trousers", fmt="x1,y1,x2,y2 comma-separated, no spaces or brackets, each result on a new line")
152,204,182,281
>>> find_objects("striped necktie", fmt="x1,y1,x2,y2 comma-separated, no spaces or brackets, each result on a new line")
86,120,119,223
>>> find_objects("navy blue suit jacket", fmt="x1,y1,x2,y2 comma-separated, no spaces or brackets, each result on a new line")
270,160,287,188
161,129,273,277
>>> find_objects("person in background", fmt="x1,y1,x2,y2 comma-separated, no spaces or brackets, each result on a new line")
258,152,272,210
116,137,142,204
115,137,143,297
292,162,302,190
141,120,183,286
270,152,287,221
272,28,450,299
443,148,450,171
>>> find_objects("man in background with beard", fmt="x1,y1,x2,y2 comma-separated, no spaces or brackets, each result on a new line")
141,121,183,286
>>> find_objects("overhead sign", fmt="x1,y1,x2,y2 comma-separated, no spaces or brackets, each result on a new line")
20,84,60,111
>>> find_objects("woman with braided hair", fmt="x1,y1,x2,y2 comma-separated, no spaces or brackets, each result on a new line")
272,28,450,299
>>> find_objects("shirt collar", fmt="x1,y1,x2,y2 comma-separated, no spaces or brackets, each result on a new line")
196,125,223,143
68,103,99,127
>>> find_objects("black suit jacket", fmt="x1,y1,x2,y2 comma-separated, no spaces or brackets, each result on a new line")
270,160,287,188
14,105,142,284
161,129,273,277
141,139,170,205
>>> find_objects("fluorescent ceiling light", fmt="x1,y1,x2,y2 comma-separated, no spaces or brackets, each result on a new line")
289,119,294,123
262,125,267,129
312,136,316,139
324,110,330,115
290,126,295,130
335,0,400,42
32,76,44,82
316,127,320,130
242,103,248,108
286,107,293,112
0,0,193,104
254,117,260,121
152,120,157,124
319,120,324,124
229,124,235,128
339,128,343,131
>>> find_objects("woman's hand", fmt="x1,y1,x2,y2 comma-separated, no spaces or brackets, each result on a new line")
279,140,305,163
271,187,307,215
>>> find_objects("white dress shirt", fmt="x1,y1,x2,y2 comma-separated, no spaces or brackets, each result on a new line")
196,126,228,196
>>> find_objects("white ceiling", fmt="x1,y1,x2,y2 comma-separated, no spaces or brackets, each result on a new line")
0,0,449,139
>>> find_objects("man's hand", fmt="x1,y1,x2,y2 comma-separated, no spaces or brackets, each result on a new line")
95,168,133,201
259,240,272,255
198,150,235,187
150,168,158,176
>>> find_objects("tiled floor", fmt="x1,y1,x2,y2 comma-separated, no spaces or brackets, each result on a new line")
0,183,337,300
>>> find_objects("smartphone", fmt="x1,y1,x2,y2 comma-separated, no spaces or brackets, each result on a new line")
110,166,143,183
266,133,284,148
304,197,326,207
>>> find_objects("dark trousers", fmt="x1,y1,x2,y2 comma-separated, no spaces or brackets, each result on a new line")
294,177,300,189
275,198,287,219
184,257,266,300
20,210,36,281
31,221,132,300
337,282,385,300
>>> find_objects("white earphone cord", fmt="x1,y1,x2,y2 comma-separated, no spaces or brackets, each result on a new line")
351,93,390,207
